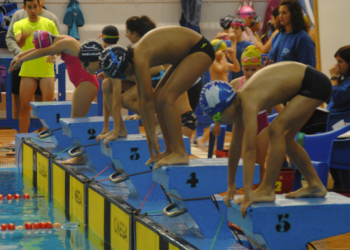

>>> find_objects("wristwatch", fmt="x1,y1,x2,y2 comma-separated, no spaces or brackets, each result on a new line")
331,76,338,80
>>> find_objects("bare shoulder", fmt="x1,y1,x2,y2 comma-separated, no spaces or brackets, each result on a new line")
230,78,241,90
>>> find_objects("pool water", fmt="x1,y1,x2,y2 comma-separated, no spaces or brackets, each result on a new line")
0,167,98,250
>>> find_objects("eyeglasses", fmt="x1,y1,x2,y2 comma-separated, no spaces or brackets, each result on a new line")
109,48,126,80
212,112,221,122
241,56,261,63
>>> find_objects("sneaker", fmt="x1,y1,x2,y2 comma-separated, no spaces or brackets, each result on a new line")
6,141,15,149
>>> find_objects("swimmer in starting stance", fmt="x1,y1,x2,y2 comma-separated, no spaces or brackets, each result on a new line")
200,61,329,218
79,26,214,168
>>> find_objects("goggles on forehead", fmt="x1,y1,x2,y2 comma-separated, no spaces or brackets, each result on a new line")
241,56,261,63
109,48,126,80
238,12,255,16
98,34,121,39
212,112,222,122
231,22,246,27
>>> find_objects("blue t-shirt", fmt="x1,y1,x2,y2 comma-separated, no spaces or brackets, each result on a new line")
225,40,254,80
267,30,316,67
327,77,350,112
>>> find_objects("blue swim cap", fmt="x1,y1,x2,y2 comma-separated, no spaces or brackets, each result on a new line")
199,80,236,117
99,45,130,80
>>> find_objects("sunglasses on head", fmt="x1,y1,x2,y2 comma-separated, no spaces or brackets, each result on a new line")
241,56,261,63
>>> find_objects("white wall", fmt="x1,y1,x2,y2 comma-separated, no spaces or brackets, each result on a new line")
1,0,270,92
317,0,350,76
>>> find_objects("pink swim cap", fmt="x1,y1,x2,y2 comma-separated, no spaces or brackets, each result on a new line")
32,30,54,49
237,6,255,19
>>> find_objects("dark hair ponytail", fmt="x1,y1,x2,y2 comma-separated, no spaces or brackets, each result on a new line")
126,15,156,38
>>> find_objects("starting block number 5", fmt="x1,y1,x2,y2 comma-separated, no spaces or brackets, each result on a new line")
276,214,291,233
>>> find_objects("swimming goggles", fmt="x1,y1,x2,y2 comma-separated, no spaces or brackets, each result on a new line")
98,34,121,39
231,22,246,27
238,12,255,17
213,40,224,51
212,112,221,122
241,56,261,63
109,48,126,80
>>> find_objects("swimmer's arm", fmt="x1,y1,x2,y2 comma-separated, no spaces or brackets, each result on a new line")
16,42,65,63
241,105,259,191
226,49,241,72
110,79,123,137
134,59,157,139
256,30,278,54
15,28,32,48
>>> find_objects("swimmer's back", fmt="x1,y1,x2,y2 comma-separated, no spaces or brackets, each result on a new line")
239,62,308,110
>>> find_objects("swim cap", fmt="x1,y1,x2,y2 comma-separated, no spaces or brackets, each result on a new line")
220,15,235,30
99,45,130,80
231,17,246,31
237,5,255,19
241,45,262,66
199,80,236,117
99,25,120,44
211,39,227,52
78,39,104,62
32,30,55,49
250,15,261,27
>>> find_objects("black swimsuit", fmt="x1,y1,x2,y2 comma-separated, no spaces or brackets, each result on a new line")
298,66,332,102
189,36,215,62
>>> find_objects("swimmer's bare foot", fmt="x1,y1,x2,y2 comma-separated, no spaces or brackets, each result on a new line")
61,155,86,165
285,184,327,199
145,156,158,166
235,188,276,205
195,137,207,150
104,130,127,146
154,152,189,170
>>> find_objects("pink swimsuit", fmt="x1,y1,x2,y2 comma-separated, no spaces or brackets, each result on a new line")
61,51,100,91
239,77,269,133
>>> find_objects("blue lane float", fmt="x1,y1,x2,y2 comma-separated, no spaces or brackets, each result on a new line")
101,134,191,201
228,192,350,250
59,116,139,174
30,101,98,150
153,158,260,242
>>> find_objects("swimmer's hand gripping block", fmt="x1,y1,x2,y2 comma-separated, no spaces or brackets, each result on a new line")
152,158,260,239
228,192,350,250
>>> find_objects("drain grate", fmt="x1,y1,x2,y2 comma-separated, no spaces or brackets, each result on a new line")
0,164,17,169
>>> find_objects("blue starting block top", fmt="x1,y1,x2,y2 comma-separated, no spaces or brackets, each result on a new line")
228,192,350,250
60,116,139,144
31,101,98,130
154,158,260,199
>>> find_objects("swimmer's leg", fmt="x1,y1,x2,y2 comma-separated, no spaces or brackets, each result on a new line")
154,53,212,169
19,77,38,133
71,81,98,118
236,95,326,205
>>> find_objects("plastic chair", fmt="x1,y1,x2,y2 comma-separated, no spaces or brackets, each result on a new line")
328,138,350,189
292,123,350,190
326,110,350,132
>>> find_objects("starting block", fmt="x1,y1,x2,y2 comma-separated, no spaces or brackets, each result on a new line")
228,192,350,250
153,158,260,240
101,134,191,201
60,116,139,174
30,101,98,150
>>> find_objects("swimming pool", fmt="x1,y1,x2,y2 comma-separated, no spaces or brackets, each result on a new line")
0,166,97,250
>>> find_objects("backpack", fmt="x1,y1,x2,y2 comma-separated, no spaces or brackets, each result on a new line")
0,0,18,48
